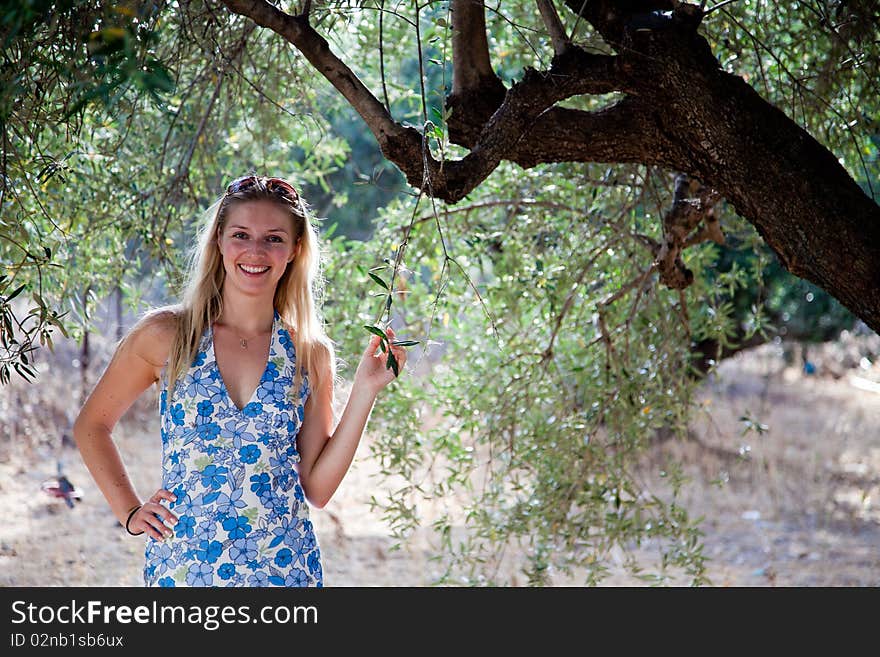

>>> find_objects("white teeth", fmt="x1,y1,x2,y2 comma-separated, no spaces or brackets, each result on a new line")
239,264,270,274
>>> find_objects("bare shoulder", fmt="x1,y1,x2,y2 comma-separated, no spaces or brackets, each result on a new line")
122,305,180,372
76,307,180,431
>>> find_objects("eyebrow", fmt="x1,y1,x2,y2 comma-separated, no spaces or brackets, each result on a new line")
229,224,289,233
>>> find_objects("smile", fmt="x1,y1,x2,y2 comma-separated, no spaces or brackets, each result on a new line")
238,264,270,275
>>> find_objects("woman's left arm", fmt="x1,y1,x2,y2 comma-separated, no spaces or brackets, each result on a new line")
296,327,406,508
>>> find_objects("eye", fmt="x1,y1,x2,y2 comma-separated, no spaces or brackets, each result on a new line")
267,235,284,243
232,231,249,239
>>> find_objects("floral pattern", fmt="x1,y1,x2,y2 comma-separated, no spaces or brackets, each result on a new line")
144,311,322,587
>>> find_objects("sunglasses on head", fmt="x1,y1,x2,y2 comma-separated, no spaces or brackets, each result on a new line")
225,175,300,199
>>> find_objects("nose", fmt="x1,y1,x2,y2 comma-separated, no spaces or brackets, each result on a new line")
247,240,268,257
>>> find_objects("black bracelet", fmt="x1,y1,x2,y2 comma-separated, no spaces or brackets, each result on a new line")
125,505,144,536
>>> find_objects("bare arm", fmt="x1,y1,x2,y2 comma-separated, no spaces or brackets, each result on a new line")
72,311,179,540
296,327,406,508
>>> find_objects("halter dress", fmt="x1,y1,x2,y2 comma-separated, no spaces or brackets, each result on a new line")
143,311,323,587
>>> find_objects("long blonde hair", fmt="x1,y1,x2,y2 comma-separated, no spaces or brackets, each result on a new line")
164,176,335,404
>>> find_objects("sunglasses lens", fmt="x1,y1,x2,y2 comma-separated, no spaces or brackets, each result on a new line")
267,178,298,198
226,176,257,194
225,176,298,199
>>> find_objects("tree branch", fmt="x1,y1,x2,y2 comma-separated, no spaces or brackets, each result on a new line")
562,0,677,45
450,0,500,95
223,0,625,201
503,98,669,169
446,0,507,147
537,0,571,56
220,0,409,150
654,174,721,289
220,0,880,331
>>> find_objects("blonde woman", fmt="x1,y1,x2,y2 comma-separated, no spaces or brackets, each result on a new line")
74,175,406,587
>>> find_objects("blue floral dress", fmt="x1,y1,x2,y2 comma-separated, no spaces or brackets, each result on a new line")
144,311,323,587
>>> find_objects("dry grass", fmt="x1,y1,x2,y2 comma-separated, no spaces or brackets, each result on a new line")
1,326,878,587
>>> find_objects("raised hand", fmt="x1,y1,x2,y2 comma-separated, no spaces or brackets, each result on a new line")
355,326,408,394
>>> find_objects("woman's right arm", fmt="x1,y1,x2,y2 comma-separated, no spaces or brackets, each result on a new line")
72,310,179,540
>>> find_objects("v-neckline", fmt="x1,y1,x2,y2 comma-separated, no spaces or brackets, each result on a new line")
210,314,277,414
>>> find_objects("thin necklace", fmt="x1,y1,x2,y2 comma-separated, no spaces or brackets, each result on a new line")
218,321,273,349
238,327,272,349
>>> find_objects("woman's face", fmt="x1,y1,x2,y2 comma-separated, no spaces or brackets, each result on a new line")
217,200,300,299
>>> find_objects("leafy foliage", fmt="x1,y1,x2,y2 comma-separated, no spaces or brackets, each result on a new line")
2,0,878,584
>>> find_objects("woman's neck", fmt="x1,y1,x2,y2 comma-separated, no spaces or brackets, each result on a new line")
216,292,275,335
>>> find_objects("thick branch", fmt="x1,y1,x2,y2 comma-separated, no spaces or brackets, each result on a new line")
562,0,678,44
450,0,500,95
221,0,880,332
537,0,571,55
447,0,507,148
224,0,625,201
503,98,670,169
433,48,624,200
449,45,629,152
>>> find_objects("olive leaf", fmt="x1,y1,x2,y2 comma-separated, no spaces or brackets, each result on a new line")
363,325,388,339
368,272,389,289
386,350,399,377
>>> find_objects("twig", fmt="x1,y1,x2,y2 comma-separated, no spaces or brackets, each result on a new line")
704,0,740,16
379,0,391,116
541,233,630,364
413,0,428,126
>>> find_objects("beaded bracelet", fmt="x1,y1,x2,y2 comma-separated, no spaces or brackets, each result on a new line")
125,504,144,536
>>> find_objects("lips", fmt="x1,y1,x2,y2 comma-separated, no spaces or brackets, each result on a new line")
238,264,270,276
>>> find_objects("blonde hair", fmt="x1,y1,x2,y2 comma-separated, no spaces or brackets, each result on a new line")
164,176,335,405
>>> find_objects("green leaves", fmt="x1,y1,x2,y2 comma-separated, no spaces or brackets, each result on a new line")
363,325,387,339
386,350,399,377
368,272,390,290
363,324,418,378
9,0,863,587
1,274,68,384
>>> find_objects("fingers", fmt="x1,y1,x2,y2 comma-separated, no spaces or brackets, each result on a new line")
141,509,173,541
365,326,407,377
150,489,177,505
365,334,383,358
135,489,179,541
365,327,394,355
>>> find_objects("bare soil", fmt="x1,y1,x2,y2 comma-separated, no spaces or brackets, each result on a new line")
1,327,878,587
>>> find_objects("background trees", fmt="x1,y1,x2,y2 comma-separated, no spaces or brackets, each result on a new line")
2,1,877,583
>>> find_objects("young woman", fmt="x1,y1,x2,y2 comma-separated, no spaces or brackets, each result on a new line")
74,175,406,587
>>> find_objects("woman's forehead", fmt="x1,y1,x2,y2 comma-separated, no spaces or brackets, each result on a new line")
224,200,293,231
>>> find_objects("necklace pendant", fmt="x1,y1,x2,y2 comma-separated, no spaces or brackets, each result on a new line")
240,338,248,349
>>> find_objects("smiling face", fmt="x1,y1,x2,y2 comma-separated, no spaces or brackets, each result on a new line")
217,200,301,300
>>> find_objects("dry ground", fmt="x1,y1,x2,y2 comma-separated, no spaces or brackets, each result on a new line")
1,326,878,587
